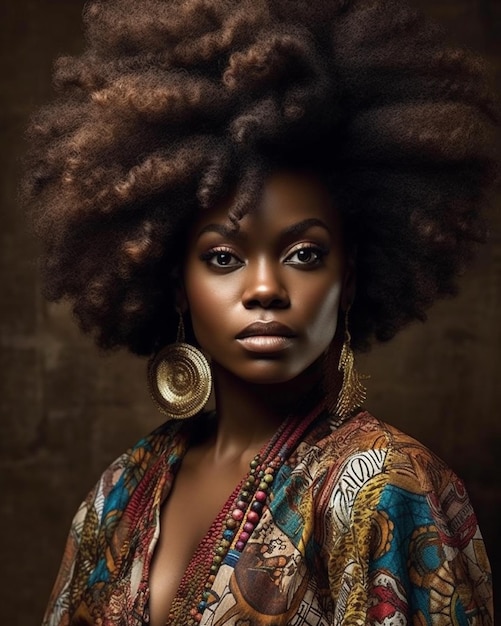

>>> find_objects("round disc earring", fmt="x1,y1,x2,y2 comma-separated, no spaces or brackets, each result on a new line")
147,313,212,419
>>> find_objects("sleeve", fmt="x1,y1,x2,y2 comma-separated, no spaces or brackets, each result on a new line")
41,454,128,626
325,444,493,626
42,486,99,626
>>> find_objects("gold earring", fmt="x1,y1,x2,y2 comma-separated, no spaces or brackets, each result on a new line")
147,313,212,419
334,310,368,420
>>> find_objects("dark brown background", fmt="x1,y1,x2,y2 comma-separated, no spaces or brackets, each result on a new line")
1,0,500,623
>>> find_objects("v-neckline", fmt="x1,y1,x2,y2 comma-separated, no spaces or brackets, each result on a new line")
164,471,248,624
142,399,328,625
144,415,253,625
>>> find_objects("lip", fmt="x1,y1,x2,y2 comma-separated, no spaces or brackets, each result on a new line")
236,321,296,339
237,335,295,353
236,321,296,354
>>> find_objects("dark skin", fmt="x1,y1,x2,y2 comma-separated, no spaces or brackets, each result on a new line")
148,171,352,626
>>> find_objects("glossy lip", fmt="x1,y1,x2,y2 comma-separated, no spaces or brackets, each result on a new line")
236,321,296,354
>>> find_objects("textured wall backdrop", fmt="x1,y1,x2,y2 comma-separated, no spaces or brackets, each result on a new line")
0,0,500,623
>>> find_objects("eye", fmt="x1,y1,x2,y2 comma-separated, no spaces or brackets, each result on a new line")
200,247,243,269
284,244,327,267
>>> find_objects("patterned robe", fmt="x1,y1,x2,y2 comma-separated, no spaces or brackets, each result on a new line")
42,410,493,625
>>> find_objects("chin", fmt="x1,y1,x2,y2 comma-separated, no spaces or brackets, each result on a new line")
224,357,322,387
246,372,299,386
238,367,298,386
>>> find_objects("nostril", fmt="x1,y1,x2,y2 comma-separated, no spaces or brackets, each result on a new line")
243,291,290,310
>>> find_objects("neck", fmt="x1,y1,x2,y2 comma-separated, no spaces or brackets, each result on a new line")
206,359,330,463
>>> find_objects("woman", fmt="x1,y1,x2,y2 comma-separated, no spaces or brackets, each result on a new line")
22,0,497,624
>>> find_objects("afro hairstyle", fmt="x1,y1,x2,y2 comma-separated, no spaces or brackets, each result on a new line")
22,0,499,354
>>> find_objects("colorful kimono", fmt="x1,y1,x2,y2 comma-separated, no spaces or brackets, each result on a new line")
42,410,493,625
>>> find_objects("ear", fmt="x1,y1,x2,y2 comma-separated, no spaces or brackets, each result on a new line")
340,252,356,313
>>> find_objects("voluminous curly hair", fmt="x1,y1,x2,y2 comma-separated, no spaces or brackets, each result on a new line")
23,0,498,354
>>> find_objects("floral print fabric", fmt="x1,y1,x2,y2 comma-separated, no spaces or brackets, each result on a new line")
42,411,493,625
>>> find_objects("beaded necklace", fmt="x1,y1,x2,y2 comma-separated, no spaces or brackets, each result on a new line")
173,399,325,626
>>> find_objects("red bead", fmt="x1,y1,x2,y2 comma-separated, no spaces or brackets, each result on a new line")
239,531,250,542
232,509,244,521
255,491,267,502
243,522,254,533
247,511,259,524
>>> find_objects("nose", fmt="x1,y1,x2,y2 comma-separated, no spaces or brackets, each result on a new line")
242,258,290,309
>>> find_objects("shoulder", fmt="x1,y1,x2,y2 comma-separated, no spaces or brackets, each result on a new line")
316,410,455,492
313,412,493,624
307,411,467,532
58,418,185,559
42,417,188,625
84,417,187,524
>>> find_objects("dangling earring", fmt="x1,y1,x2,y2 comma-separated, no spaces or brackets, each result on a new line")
334,309,368,420
147,312,212,419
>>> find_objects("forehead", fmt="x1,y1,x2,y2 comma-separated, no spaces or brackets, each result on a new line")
192,170,342,237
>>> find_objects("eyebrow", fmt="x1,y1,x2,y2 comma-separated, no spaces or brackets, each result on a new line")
281,218,330,237
197,217,330,240
197,223,242,239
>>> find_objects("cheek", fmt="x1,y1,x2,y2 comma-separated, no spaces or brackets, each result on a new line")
185,285,216,331
183,274,234,346
304,281,342,343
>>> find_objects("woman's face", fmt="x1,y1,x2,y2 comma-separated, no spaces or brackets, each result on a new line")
182,170,348,385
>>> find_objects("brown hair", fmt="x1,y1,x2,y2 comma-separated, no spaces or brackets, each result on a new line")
22,0,498,354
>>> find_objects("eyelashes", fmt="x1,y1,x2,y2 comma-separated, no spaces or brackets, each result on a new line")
200,246,243,268
200,243,329,270
284,243,328,266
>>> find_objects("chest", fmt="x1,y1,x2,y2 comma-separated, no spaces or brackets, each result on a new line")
75,439,337,626
148,458,248,626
